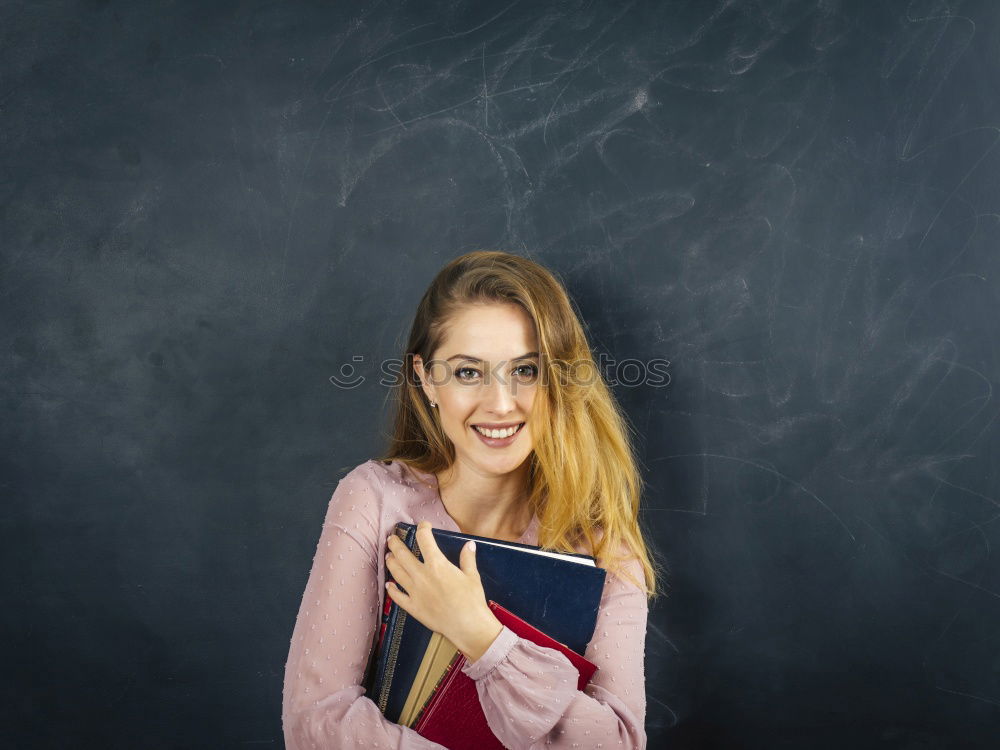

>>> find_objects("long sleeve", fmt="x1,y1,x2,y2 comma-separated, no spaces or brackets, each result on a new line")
458,549,648,749
282,463,447,749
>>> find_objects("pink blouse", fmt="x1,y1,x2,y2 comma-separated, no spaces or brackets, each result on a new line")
282,459,648,749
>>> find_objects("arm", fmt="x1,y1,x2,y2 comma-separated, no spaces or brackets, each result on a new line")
459,551,648,749
281,464,448,749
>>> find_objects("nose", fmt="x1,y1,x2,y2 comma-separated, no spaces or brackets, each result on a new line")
483,369,518,415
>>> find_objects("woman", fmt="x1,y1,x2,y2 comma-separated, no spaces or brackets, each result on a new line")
282,251,662,749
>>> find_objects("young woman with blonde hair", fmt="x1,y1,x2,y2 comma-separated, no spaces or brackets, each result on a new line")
283,250,661,748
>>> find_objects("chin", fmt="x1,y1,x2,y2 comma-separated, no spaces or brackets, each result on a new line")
465,450,531,475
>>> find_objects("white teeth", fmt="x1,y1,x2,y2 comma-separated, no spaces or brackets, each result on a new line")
474,423,522,439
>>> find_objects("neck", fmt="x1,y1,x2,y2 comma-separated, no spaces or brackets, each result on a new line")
436,460,533,541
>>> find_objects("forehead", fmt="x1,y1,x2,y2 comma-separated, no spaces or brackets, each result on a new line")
437,304,538,359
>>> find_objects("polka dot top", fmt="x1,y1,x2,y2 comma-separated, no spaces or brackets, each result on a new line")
282,459,648,749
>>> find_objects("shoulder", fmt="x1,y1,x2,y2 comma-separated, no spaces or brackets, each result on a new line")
334,458,436,507
573,529,644,593
325,459,437,551
322,461,405,546
337,458,402,486
570,527,636,563
345,458,432,485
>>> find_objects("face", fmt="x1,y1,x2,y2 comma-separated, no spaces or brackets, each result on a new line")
414,303,539,479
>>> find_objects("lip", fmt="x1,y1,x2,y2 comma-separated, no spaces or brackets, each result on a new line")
471,422,525,448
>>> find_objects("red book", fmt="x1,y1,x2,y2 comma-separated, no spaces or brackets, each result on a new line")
412,600,598,749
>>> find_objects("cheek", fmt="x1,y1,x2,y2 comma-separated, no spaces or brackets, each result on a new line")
517,387,536,411
440,391,478,423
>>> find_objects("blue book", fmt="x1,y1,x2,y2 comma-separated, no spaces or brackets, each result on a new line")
363,521,607,724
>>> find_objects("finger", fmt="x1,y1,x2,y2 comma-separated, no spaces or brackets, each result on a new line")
385,550,415,592
415,521,447,564
385,580,411,609
459,540,478,575
387,534,421,575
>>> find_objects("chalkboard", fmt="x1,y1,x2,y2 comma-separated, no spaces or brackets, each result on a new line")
4,0,1000,747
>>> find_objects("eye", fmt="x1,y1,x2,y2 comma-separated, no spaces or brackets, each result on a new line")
455,366,481,381
514,364,539,379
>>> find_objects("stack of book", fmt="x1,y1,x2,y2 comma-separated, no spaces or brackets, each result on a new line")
362,522,606,749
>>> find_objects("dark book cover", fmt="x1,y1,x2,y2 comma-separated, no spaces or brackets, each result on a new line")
365,521,607,724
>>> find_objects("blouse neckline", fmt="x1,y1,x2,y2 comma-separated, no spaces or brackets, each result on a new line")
400,461,539,545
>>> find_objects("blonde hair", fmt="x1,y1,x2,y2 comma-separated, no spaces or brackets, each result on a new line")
376,250,665,600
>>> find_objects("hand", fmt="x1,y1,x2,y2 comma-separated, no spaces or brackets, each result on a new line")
385,521,503,662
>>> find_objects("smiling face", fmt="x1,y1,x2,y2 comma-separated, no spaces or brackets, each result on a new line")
413,303,539,479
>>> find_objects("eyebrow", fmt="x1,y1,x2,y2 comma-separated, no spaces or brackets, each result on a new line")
445,351,539,363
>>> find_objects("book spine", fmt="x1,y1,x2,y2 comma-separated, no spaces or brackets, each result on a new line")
376,587,392,650
412,651,464,729
375,524,418,714
377,606,408,712
374,525,412,660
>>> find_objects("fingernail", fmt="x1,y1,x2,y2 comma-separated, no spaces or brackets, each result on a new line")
469,541,476,552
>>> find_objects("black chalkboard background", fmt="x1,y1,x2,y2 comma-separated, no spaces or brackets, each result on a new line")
4,1,1000,747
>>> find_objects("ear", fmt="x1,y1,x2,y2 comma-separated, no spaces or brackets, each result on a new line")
412,354,437,407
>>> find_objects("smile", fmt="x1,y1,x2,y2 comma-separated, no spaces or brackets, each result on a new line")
472,423,524,438
471,422,525,446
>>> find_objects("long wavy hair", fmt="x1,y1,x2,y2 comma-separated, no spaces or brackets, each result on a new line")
375,250,664,599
